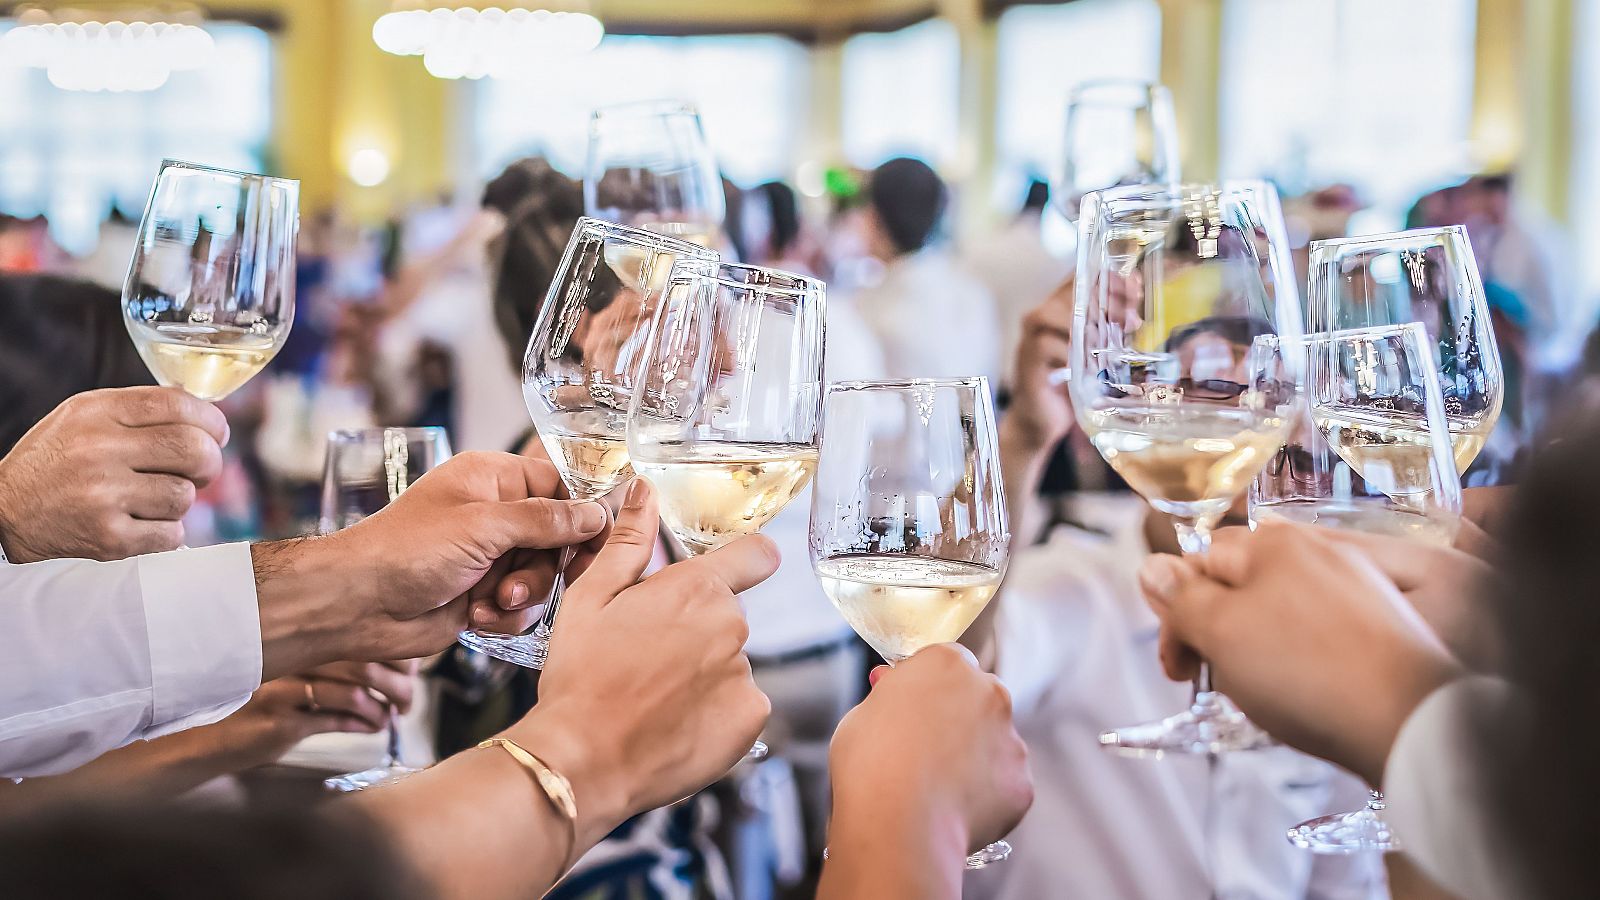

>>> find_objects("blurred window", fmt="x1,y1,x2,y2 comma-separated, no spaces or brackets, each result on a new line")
994,0,1162,198
0,22,272,255
1219,0,1477,232
475,34,808,187
840,18,961,170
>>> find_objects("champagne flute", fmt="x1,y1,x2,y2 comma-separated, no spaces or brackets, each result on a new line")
585,100,726,249
628,260,826,759
809,377,1013,869
123,159,299,401
320,426,452,793
1056,80,1179,223
1250,323,1462,852
1307,226,1503,479
457,218,719,669
1070,181,1303,756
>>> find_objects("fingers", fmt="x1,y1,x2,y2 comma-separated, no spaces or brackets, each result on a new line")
308,661,416,713
123,474,197,522
302,678,392,731
566,478,660,603
110,519,185,557
1139,553,1222,671
124,424,225,486
679,534,781,596
108,386,229,446
484,497,608,553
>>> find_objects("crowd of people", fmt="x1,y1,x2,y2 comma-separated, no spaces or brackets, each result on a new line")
2,153,1599,900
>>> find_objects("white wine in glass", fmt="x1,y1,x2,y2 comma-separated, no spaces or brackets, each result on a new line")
1249,324,1462,853
630,441,818,556
586,100,726,250
1307,226,1502,478
810,377,1014,869
1071,181,1303,757
123,160,298,401
457,218,718,670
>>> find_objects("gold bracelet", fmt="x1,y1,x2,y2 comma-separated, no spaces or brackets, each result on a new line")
478,737,579,823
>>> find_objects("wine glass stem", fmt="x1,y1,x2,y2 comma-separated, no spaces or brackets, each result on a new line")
1172,518,1213,554
1367,790,1385,812
534,546,578,638
385,706,402,768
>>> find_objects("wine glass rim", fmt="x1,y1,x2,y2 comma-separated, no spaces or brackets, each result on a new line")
574,216,718,258
1308,224,1467,252
158,157,298,188
328,426,450,442
674,260,824,297
829,376,989,393
1092,179,1275,206
590,99,700,121
1288,322,1430,346
1067,78,1168,103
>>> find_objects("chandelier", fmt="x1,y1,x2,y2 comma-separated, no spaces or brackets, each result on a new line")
372,4,604,81
0,3,214,92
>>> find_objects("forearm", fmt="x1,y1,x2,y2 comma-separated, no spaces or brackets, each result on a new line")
4,724,259,813
819,797,968,900
349,704,630,900
252,536,364,681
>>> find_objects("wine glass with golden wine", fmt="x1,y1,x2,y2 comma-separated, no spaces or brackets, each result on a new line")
123,159,298,401
1069,181,1303,756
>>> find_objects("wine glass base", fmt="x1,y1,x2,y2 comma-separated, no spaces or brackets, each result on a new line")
1287,807,1399,854
966,840,1012,869
458,629,548,670
324,763,422,793
1098,691,1277,758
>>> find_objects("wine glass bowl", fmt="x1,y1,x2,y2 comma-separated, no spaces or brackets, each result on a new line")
627,260,825,557
1307,226,1502,476
123,159,299,401
585,100,726,248
458,217,718,669
1057,80,1179,222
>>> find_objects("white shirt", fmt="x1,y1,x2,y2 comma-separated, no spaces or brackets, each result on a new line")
961,218,1071,387
0,543,263,777
1383,677,1518,900
850,248,1003,386
742,299,889,657
966,495,1387,900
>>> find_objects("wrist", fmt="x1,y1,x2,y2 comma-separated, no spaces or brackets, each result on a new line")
504,702,632,849
252,536,364,680
825,785,968,897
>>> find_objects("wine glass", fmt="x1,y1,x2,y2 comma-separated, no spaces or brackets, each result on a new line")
1056,80,1179,223
123,159,299,401
320,426,452,793
1307,226,1503,481
809,377,1012,869
585,100,726,249
628,260,826,759
457,217,719,669
1249,323,1462,853
1070,181,1303,756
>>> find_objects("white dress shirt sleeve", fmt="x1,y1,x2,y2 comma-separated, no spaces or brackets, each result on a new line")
0,543,263,777
1383,676,1519,900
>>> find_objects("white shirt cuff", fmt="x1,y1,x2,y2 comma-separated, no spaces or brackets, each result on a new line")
137,542,262,728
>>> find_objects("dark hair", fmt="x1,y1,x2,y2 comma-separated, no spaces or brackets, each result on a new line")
1164,315,1276,352
0,802,429,900
481,157,584,370
1022,179,1050,214
755,181,801,258
867,157,946,255
1477,390,1600,898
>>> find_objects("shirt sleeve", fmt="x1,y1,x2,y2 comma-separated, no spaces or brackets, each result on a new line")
0,543,262,777
1382,676,1519,900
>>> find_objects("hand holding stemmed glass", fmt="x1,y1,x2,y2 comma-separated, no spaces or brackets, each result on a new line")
1070,181,1303,756
809,377,1015,868
457,218,717,669
626,259,827,759
320,427,452,792
123,159,299,402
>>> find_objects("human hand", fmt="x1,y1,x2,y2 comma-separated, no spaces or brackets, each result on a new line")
1139,523,1462,785
216,660,419,769
1006,278,1075,450
253,451,609,678
828,644,1033,857
506,478,776,846
0,387,227,562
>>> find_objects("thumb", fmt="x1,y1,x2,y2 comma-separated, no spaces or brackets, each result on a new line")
484,497,608,553
1138,553,1220,662
564,478,659,604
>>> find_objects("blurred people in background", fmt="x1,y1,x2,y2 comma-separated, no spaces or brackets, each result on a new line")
848,157,1002,385
744,181,826,278
72,206,140,292
962,179,1070,394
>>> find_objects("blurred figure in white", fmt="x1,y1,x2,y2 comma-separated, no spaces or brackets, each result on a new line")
849,157,1002,385
962,179,1069,393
